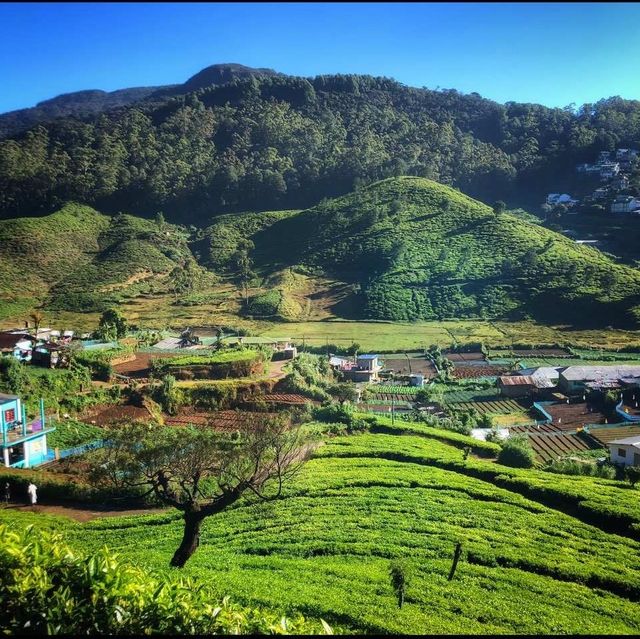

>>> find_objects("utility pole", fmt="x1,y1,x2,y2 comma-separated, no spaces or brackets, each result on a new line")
391,394,395,426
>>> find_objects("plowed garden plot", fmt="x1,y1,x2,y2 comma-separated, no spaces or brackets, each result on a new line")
543,402,608,431
526,431,599,462
451,399,526,415
509,423,562,435
444,352,485,362
82,404,152,426
259,393,315,405
165,410,276,431
112,352,175,377
454,365,507,379
369,393,419,402
382,358,437,376
587,424,640,445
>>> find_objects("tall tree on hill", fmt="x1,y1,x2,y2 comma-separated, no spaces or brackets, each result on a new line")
28,311,44,342
89,414,311,567
234,239,256,305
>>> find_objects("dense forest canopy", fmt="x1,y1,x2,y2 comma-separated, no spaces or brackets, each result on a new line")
1,70,640,223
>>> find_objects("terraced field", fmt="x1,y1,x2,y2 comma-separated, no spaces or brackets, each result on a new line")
587,424,640,446
3,421,640,634
452,399,528,415
525,431,599,463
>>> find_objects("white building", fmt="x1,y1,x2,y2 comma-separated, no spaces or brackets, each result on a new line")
599,162,620,180
611,196,640,214
547,193,578,207
608,435,640,467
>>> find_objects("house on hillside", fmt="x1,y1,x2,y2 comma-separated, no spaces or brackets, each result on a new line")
1,394,55,468
559,366,640,393
592,187,610,201
611,174,630,191
615,148,639,162
611,195,640,214
498,374,555,398
599,162,620,180
608,435,640,467
31,342,68,368
0,332,36,362
338,354,384,383
546,193,578,207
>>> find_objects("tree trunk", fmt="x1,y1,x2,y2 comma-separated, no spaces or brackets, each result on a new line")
170,512,203,568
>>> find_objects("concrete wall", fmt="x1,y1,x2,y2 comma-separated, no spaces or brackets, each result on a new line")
609,443,640,466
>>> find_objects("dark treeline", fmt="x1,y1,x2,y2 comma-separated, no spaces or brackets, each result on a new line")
1,73,640,222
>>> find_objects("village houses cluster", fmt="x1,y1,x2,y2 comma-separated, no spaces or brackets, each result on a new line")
545,147,640,215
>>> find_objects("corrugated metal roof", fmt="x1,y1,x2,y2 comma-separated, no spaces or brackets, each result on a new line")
499,376,536,386
608,436,640,447
562,366,640,381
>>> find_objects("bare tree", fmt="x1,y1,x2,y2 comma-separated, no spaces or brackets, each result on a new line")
90,414,311,568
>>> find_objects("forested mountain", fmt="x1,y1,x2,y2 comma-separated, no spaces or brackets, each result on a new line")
1,67,640,223
0,63,278,139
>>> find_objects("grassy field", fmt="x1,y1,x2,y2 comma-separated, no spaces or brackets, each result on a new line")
3,421,639,634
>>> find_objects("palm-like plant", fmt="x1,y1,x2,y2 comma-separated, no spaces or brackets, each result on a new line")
29,311,44,342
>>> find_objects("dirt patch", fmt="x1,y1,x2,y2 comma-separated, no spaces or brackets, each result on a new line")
382,357,437,376
543,401,608,430
454,365,507,379
82,403,153,426
165,410,279,431
2,502,167,523
112,352,174,377
445,352,486,362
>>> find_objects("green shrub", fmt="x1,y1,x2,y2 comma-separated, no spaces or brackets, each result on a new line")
626,466,640,488
497,435,536,468
0,524,329,635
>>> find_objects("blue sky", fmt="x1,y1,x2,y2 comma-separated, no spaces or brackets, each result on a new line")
1,2,639,113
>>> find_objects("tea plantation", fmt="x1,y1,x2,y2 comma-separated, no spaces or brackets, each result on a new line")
2,421,639,634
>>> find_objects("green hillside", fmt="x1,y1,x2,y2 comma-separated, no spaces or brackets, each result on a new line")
3,422,639,634
3,178,640,328
251,177,640,327
0,204,211,315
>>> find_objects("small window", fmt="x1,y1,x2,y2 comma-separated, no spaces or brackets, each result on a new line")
618,448,627,458
4,409,15,423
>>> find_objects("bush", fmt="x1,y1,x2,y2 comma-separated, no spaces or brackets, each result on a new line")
497,434,536,468
543,458,617,479
0,525,329,635
626,466,640,488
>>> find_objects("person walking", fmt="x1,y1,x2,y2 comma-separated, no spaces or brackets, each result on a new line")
27,482,37,506
4,481,9,506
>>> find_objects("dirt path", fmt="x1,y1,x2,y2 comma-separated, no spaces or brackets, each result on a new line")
2,502,169,523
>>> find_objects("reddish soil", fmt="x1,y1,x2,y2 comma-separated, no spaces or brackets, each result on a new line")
444,352,486,362
454,365,507,379
526,431,597,463
82,403,152,426
382,358,437,376
165,410,279,432
543,402,608,431
112,352,174,378
260,393,316,405
2,502,167,523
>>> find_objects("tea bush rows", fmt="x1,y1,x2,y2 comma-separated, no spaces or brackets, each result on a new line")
0,524,330,635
